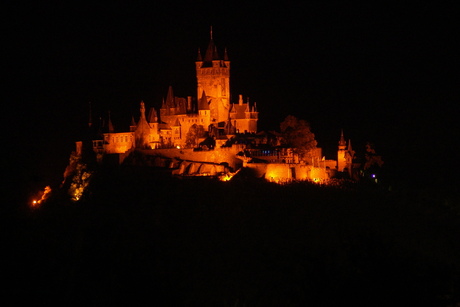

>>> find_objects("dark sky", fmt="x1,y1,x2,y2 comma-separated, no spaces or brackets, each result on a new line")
4,2,457,190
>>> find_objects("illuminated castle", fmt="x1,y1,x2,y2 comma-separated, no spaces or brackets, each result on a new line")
86,30,359,182
92,30,258,155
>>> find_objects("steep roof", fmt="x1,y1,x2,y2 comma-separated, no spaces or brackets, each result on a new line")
339,129,346,146
107,111,114,133
198,91,209,110
165,86,175,107
173,118,181,126
204,40,219,62
147,107,158,123
197,28,229,68
229,103,247,119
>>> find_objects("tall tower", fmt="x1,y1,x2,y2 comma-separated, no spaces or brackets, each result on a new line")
195,27,230,123
337,129,347,172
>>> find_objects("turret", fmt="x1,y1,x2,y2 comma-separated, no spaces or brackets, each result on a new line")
195,48,203,70
337,129,347,172
147,107,158,124
107,111,114,133
223,47,230,69
338,129,346,149
135,101,151,149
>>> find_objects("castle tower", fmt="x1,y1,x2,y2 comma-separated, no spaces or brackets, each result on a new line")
195,27,230,123
337,129,347,172
346,139,355,177
135,101,151,149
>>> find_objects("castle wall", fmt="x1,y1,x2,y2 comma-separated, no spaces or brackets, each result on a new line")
140,146,243,171
103,132,135,154
262,163,330,183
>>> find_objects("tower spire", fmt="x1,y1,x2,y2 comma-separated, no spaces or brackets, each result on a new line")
210,25,213,40
107,111,114,133
339,129,346,146
140,101,146,119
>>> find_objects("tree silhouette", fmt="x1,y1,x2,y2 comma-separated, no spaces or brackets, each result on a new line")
185,124,205,148
279,115,317,159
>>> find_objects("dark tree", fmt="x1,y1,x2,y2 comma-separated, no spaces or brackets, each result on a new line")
279,115,317,159
185,124,205,147
362,141,384,181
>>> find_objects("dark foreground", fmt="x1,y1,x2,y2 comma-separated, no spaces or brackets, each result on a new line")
4,166,460,306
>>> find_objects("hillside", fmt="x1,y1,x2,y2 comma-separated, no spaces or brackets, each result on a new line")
4,165,460,306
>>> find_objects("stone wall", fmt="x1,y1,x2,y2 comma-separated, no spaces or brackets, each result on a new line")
248,163,331,183
139,146,244,171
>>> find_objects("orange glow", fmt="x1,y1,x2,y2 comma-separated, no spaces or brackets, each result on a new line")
31,186,52,208
219,173,233,181
218,169,240,181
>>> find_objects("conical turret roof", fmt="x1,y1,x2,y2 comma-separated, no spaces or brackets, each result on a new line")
198,90,209,110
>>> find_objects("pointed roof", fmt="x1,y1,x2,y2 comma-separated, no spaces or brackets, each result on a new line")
198,90,209,110
107,111,114,133
231,103,247,119
196,48,203,61
147,107,158,123
204,39,220,62
339,129,346,146
200,27,222,67
173,118,181,126
348,139,353,153
165,86,175,107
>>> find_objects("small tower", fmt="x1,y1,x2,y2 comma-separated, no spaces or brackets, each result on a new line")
135,101,151,149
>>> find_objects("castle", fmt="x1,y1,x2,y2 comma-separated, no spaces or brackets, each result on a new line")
91,30,258,155
86,30,357,182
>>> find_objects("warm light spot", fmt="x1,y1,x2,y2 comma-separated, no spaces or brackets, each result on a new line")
219,174,232,181
31,186,52,208
218,169,240,182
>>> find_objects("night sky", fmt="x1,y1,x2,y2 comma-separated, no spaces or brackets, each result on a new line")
3,3,460,305
4,2,457,194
